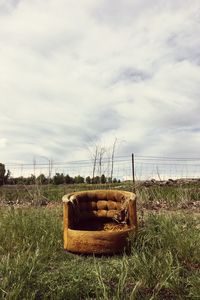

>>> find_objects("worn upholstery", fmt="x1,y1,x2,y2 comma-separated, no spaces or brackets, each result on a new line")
62,190,136,224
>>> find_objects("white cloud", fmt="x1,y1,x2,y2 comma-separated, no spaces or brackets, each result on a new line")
0,0,200,170
0,138,8,148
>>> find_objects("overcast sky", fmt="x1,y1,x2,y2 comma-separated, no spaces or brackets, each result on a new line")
0,0,200,165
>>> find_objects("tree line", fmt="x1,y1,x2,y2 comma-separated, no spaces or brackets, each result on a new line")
0,163,120,186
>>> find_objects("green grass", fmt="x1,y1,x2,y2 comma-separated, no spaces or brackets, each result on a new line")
137,185,200,209
1,182,199,210
0,183,123,205
0,207,199,299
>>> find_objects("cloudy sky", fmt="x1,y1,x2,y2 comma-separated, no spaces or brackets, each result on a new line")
0,0,200,165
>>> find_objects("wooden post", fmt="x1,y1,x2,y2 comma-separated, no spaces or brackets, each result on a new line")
128,197,137,229
132,153,136,193
131,154,137,230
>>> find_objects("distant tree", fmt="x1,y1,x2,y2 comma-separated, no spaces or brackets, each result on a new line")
0,163,10,185
92,146,98,182
85,176,91,184
6,175,15,185
26,175,36,185
92,176,100,184
110,138,117,182
4,169,11,184
69,176,75,184
107,177,112,184
36,174,47,185
65,174,70,184
74,175,84,184
0,163,6,184
113,178,117,183
53,173,65,185
65,174,74,184
15,176,26,185
100,174,106,184
99,147,106,180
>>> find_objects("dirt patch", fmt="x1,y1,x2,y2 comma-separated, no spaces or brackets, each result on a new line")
139,200,200,212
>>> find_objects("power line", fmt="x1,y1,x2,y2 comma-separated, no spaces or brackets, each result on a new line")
4,154,200,167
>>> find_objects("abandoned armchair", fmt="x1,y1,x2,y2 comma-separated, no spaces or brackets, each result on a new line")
62,190,137,254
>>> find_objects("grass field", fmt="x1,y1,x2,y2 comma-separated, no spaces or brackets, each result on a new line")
0,183,200,299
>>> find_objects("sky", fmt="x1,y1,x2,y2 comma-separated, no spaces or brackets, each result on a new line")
0,0,200,168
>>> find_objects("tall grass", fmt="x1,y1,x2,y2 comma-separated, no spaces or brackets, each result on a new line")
137,185,200,209
0,183,123,205
1,182,199,208
0,207,199,299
